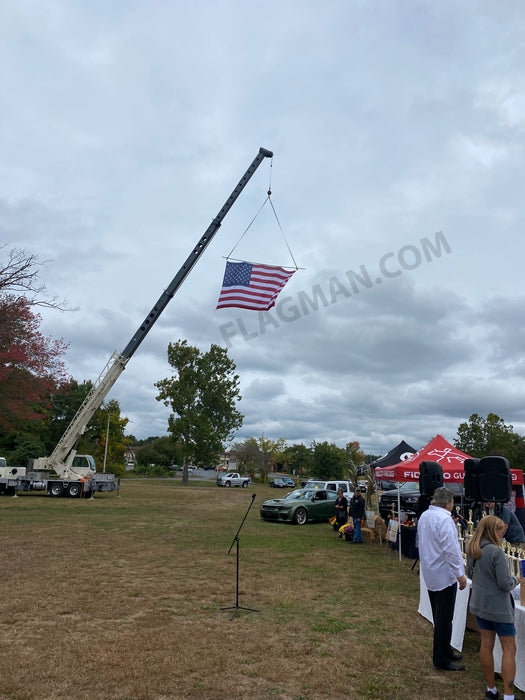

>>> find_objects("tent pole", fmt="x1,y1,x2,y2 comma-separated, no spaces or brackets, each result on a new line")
397,481,402,562
375,480,382,546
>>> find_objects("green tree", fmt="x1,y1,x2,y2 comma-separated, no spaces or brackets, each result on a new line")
455,413,525,469
38,381,129,474
134,436,184,474
233,438,261,475
234,435,286,481
343,441,365,485
43,380,92,453
3,432,48,469
455,413,486,456
311,441,345,481
0,377,130,473
279,443,313,477
155,340,243,483
78,398,129,476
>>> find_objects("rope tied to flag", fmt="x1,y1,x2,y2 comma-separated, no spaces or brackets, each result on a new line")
217,158,299,311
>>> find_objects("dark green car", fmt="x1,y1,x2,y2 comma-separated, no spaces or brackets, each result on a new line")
260,488,338,525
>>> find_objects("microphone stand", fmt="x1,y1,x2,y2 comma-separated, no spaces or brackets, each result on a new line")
221,493,260,621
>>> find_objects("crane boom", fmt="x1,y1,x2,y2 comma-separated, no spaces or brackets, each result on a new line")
122,147,273,360
43,147,273,479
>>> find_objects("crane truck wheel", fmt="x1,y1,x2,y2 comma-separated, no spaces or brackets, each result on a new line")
49,482,64,497
67,483,82,498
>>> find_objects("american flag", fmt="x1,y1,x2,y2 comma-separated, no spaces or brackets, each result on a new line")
216,261,296,311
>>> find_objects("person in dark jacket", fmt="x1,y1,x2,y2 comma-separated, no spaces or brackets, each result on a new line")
348,488,365,543
334,489,348,536
484,502,525,547
466,515,523,700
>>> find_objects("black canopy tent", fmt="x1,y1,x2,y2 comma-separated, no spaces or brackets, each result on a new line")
370,440,417,470
368,440,417,551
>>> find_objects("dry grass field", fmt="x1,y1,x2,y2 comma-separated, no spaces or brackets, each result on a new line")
0,480,523,700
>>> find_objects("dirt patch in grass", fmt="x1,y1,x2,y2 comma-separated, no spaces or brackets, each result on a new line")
0,483,522,699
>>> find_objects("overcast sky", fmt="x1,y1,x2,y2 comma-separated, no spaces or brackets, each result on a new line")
3,1,525,457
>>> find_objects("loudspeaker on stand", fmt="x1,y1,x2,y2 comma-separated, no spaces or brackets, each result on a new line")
478,456,511,503
419,461,444,498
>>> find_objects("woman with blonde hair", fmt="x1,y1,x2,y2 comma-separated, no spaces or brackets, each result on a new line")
466,515,522,700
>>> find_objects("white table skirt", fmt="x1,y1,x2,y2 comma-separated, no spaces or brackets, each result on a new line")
418,572,471,652
493,599,525,692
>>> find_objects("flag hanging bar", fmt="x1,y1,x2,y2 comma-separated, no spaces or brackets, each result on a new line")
121,147,273,360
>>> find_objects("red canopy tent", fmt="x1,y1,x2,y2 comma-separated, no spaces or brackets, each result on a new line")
374,434,525,561
374,435,524,561
374,434,524,486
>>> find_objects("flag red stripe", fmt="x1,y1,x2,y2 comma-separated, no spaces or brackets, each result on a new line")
217,299,278,310
218,287,277,299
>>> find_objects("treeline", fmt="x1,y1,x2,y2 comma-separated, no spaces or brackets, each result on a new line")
132,413,525,480
131,436,373,482
0,377,130,475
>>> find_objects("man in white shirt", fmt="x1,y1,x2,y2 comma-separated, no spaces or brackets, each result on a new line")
418,486,467,670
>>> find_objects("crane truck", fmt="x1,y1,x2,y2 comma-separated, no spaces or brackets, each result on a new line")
0,147,273,497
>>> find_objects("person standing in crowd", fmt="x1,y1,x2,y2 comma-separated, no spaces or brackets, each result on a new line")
348,487,365,544
417,486,467,671
484,502,525,547
334,488,348,537
467,515,522,700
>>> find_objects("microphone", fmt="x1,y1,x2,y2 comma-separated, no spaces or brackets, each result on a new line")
251,493,256,499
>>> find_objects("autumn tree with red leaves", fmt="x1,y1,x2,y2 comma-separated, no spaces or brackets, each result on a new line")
0,245,128,471
0,295,69,431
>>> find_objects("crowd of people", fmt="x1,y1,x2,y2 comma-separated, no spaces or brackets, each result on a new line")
416,487,525,700
332,484,525,699
334,487,365,543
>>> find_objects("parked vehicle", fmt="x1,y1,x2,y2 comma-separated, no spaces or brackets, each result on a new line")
178,466,195,474
378,481,467,521
0,454,117,498
377,480,397,491
301,479,354,495
216,472,251,488
269,478,287,488
281,477,295,487
260,488,338,525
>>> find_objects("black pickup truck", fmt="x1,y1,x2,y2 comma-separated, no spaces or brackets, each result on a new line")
378,482,467,521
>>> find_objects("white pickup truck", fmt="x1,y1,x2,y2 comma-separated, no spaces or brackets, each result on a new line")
216,472,251,488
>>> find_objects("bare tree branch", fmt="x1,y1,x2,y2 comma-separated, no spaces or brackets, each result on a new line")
0,244,77,311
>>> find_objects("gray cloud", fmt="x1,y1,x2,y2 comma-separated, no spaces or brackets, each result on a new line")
3,1,525,458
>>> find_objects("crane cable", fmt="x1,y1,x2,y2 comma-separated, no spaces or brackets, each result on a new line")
224,156,299,270
197,158,300,343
